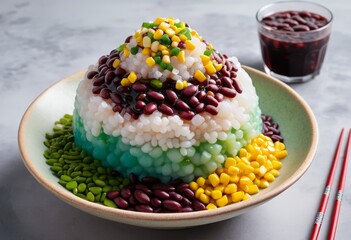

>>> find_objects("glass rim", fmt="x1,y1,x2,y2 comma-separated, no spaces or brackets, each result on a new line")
256,1,333,34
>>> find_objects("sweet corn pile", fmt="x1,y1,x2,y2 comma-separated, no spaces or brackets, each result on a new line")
189,134,288,209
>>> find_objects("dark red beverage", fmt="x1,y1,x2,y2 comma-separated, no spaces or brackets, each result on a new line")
257,2,333,82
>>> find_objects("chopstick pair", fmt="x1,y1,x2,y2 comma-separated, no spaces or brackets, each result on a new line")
310,128,351,240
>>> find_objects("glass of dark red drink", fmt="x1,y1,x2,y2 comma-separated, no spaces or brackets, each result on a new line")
256,1,333,83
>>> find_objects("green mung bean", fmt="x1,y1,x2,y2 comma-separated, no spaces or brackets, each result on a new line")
89,187,102,195
86,192,95,202
103,198,117,208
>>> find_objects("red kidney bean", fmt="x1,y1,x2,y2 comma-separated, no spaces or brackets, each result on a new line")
192,199,206,211
215,93,224,102
143,103,157,115
106,58,115,68
92,86,104,95
283,19,299,26
112,104,123,113
150,197,162,208
195,103,205,113
104,71,115,84
98,63,107,72
98,66,109,77
134,190,151,204
163,200,182,211
112,76,122,85
176,182,189,190
158,104,174,116
271,135,283,142
141,176,160,185
182,85,197,97
188,96,200,107
204,95,219,107
181,197,192,207
124,35,132,43
121,188,132,199
110,93,122,104
220,87,237,98
106,191,119,200
153,189,170,199
87,71,98,79
100,88,111,99
114,197,129,209
205,105,218,115
129,173,139,184
152,183,175,192
175,100,190,111
178,188,194,200
225,61,232,71
268,126,280,135
93,76,105,86
292,15,307,24
147,91,165,102
232,80,242,93
178,41,186,49
129,195,137,205
196,91,206,102
135,184,152,195
293,25,310,31
117,85,130,93
169,192,183,202
207,84,219,93
132,82,147,92
114,67,126,77
221,77,233,88
98,55,108,65
180,207,193,212
165,90,178,104
178,111,195,120
135,204,153,213
208,79,216,85
221,69,230,77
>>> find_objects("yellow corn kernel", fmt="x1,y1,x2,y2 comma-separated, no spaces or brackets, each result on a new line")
211,190,222,200
232,191,245,203
112,59,121,68
134,31,141,40
205,62,216,75
216,195,228,207
264,172,275,182
256,154,267,165
206,203,217,210
185,40,196,50
177,50,185,63
161,49,170,56
120,78,130,87
227,166,239,176
123,48,130,58
224,183,237,194
151,41,160,52
199,193,210,204
250,161,260,168
159,21,170,31
239,176,252,186
142,36,151,48
154,17,166,25
268,154,277,161
162,55,170,64
275,150,288,159
142,48,151,56
145,57,155,67
208,173,220,187
259,179,270,189
158,44,167,51
247,185,259,195
239,149,248,158
230,175,240,183
264,160,273,171
148,28,155,34
194,70,207,82
179,34,187,41
243,193,251,201
225,157,236,168
248,172,256,181
171,41,179,48
261,147,270,156
200,54,211,65
204,186,213,196
167,17,175,24
254,178,261,186
220,173,230,186
127,72,137,83
196,177,206,187
270,169,280,177
195,187,204,198
214,185,224,192
170,24,177,31
189,181,198,191
171,35,179,42
214,63,223,71
272,160,282,170
165,28,175,37
183,81,188,88
175,80,184,90
154,29,164,40
274,141,286,151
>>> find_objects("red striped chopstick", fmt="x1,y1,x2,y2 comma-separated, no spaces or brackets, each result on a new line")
328,129,351,240
310,129,345,240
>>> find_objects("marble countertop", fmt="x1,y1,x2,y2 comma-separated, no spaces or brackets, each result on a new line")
1,0,351,239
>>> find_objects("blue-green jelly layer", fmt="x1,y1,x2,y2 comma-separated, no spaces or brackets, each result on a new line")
73,107,262,183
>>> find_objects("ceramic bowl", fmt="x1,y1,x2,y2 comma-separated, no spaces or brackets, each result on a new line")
18,66,318,229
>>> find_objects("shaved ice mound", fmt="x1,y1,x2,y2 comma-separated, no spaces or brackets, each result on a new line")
73,17,262,183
